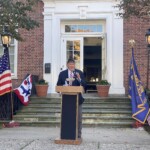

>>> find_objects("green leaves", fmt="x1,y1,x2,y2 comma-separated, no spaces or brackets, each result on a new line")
116,0,150,19
98,80,110,85
0,0,40,41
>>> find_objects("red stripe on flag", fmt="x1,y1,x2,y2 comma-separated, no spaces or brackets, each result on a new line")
0,71,12,96
0,72,11,80
0,80,12,87
0,87,12,96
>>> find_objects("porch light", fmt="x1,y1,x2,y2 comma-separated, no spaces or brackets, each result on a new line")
145,28,150,47
1,26,11,47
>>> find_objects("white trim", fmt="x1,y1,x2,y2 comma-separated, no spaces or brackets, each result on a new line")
12,39,18,79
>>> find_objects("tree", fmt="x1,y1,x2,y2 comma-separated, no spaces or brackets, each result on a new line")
116,0,150,18
0,0,40,41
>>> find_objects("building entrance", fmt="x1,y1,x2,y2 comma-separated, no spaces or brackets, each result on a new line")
83,37,102,92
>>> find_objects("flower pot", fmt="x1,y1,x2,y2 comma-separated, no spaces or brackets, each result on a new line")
35,84,48,97
96,85,110,97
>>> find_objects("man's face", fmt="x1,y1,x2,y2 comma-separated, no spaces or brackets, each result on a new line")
67,62,75,71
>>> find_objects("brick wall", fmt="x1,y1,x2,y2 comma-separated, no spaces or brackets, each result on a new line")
12,1,44,88
124,17,150,94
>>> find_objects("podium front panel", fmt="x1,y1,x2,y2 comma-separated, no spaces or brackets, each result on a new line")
61,94,78,140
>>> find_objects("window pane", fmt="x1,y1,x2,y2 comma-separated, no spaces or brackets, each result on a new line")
67,41,73,50
10,64,14,73
78,25,84,32
84,25,90,32
71,25,77,32
74,40,80,51
74,51,80,61
97,25,103,32
65,25,71,32
0,48,3,55
65,24,103,33
9,47,14,54
89,25,97,32
67,51,73,60
10,38,14,44
75,60,80,69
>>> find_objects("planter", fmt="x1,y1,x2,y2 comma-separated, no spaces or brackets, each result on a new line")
35,84,48,97
96,85,110,97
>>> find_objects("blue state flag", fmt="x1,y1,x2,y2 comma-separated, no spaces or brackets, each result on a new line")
129,48,150,124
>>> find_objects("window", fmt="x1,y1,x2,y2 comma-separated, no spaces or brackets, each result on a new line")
65,24,103,33
66,40,81,69
0,38,17,78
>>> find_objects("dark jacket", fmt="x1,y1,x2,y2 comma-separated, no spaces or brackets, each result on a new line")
57,69,86,105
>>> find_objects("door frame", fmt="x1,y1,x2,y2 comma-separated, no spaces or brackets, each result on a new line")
61,33,106,78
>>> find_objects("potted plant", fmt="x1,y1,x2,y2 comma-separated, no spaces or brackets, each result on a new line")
96,80,111,97
35,79,49,97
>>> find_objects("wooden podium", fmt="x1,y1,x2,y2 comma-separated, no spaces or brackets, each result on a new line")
55,86,84,145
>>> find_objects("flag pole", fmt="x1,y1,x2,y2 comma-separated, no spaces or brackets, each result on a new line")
5,46,14,121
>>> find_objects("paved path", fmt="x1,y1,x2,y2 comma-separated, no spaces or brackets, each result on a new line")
0,127,150,150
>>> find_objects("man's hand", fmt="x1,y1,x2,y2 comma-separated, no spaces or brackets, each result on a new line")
76,72,81,81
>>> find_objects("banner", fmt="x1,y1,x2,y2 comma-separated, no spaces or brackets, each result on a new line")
14,74,32,106
0,48,12,96
129,48,150,123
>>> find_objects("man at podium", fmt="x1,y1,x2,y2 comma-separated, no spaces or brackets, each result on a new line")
57,58,86,138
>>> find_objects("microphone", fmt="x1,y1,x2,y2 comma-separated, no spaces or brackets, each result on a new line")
73,71,77,78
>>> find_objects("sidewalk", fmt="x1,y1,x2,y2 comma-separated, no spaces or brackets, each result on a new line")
0,126,150,150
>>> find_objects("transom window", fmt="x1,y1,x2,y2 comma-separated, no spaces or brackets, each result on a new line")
65,24,103,33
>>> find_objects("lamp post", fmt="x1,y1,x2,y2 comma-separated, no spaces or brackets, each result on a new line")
1,26,11,48
145,28,150,89
1,26,12,73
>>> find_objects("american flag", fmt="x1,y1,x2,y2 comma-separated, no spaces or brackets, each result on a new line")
0,48,12,96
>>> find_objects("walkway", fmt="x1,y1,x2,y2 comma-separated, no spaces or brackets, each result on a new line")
0,127,150,150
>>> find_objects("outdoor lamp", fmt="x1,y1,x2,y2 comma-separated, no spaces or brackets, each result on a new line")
145,28,150,47
1,26,11,47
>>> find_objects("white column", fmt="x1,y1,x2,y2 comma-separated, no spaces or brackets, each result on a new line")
43,1,54,93
109,13,125,94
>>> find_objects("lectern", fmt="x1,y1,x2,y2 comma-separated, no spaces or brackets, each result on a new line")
55,86,84,145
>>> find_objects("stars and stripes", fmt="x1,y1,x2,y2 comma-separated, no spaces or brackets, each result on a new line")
0,48,12,96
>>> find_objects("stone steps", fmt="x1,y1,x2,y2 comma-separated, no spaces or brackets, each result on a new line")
1,96,135,128
0,120,133,128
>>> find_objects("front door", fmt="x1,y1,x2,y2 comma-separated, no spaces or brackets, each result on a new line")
61,37,83,71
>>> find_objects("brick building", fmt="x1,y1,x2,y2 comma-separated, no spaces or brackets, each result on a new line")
2,0,150,95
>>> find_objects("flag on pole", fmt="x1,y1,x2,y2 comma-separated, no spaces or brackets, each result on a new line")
14,74,32,106
129,48,150,124
0,48,12,96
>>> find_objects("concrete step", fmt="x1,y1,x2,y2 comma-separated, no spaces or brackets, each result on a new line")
1,96,134,128
13,115,133,122
22,105,131,109
2,120,133,128
30,97,130,102
16,109,132,114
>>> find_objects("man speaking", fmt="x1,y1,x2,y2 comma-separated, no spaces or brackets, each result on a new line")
56,58,86,138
